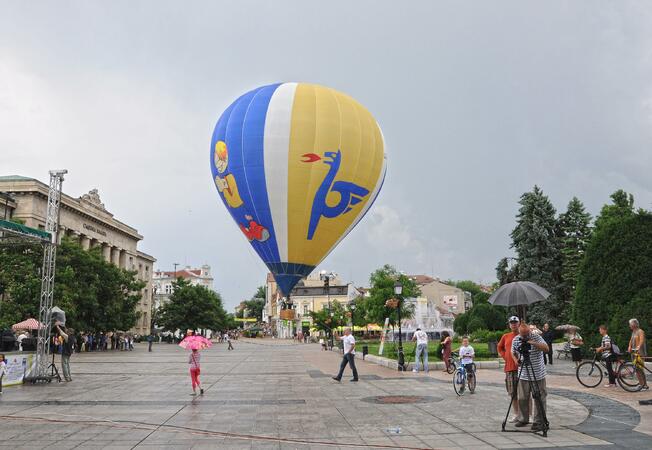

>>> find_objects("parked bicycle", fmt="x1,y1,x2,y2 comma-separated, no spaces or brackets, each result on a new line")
452,361,476,396
576,349,638,391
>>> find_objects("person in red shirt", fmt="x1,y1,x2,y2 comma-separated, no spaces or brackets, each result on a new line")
498,316,521,423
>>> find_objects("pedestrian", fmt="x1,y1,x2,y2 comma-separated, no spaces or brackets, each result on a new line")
332,328,358,382
55,324,75,382
498,316,521,422
411,327,429,373
628,318,649,391
188,349,204,395
147,334,154,352
511,322,549,431
226,333,234,351
458,336,475,393
595,324,618,387
0,353,6,395
567,327,583,367
440,331,452,373
541,323,554,365
319,337,326,351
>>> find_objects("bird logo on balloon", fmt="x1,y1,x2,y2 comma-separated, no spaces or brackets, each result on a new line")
302,150,370,240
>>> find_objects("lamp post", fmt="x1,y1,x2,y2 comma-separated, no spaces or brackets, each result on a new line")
320,270,335,349
349,299,357,337
394,281,405,371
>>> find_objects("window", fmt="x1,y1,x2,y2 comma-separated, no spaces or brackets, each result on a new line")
303,305,309,315
165,284,173,294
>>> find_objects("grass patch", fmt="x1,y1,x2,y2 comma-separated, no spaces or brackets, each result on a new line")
355,341,497,361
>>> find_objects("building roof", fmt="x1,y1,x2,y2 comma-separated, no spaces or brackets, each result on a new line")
154,268,203,279
136,251,156,262
409,275,437,285
0,175,35,182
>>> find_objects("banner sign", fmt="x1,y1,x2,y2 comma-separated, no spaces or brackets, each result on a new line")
3,353,36,387
378,317,390,355
234,318,257,322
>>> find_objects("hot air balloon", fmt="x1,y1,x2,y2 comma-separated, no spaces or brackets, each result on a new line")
210,83,386,297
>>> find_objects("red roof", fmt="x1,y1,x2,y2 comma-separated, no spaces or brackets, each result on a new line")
156,269,202,279
409,275,436,285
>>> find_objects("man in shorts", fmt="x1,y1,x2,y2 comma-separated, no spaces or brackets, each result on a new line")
498,316,520,422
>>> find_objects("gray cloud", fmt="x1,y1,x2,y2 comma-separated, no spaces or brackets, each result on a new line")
2,1,651,310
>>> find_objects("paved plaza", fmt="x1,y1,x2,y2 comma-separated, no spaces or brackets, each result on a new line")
1,340,650,449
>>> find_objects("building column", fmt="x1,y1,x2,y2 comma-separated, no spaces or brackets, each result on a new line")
119,249,127,269
80,235,90,250
102,244,111,262
111,247,120,266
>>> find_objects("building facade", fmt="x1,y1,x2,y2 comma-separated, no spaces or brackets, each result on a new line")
152,265,213,310
265,272,357,338
0,175,156,335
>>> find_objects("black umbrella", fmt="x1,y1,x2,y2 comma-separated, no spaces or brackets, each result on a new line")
488,281,551,320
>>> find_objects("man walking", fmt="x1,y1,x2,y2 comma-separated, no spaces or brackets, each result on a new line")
147,334,154,352
332,328,358,382
498,316,521,423
512,322,549,432
55,324,75,382
411,328,429,373
541,323,554,365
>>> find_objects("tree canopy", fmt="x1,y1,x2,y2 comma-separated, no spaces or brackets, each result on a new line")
0,238,144,332
357,265,419,328
573,196,652,350
157,278,228,332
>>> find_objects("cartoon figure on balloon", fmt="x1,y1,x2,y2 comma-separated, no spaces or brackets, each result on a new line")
213,140,243,209
239,215,270,242
301,150,370,240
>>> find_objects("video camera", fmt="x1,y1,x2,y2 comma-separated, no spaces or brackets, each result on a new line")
518,338,532,358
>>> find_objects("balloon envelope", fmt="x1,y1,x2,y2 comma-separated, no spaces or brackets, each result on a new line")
210,83,386,295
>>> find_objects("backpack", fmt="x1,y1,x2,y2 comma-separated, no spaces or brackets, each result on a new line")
611,342,622,355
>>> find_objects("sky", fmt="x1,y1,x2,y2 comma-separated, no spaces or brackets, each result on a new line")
2,2,652,311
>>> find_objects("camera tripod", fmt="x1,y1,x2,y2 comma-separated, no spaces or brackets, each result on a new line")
501,350,549,437
47,348,62,382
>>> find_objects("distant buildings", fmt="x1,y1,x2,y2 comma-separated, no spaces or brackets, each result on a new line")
152,265,213,310
264,272,358,338
0,175,156,335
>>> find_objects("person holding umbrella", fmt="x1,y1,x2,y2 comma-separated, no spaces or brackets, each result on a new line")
179,330,211,395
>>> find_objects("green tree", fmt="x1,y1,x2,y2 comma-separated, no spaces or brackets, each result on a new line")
504,186,563,324
573,199,652,350
496,257,519,286
0,238,144,332
241,286,266,320
309,299,347,333
158,278,227,332
557,197,592,307
358,265,419,329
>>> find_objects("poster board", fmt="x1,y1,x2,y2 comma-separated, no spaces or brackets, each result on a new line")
3,353,36,387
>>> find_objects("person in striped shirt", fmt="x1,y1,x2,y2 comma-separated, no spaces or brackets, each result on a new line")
595,324,617,387
511,322,549,431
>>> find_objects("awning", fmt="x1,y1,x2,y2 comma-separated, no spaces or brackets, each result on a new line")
0,219,51,242
12,318,45,331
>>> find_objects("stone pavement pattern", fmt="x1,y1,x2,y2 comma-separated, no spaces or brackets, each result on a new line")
0,340,649,449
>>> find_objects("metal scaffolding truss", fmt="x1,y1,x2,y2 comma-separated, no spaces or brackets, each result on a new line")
34,170,67,379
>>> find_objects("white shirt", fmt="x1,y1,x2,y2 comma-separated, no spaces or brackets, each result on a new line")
414,330,428,346
459,345,475,364
343,335,356,354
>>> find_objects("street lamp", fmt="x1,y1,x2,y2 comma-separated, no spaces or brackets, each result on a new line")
348,299,357,337
320,270,335,349
394,281,406,371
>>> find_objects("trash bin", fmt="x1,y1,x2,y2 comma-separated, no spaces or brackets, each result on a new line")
488,340,498,357
362,345,369,360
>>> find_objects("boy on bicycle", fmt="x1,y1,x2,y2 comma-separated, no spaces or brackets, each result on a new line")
459,336,475,392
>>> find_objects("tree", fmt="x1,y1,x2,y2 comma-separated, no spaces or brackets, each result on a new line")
573,199,652,350
241,286,266,321
496,257,519,286
309,299,347,333
506,186,563,324
0,238,144,332
358,265,419,329
158,278,227,332
557,197,592,306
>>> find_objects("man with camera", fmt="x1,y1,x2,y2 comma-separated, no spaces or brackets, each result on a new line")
511,322,549,431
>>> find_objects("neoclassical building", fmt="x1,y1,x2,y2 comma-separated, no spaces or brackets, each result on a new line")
0,175,156,335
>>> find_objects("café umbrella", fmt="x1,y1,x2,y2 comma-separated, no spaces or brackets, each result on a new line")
488,281,551,320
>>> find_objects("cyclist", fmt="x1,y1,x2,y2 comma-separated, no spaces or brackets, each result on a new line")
595,324,617,387
459,336,475,393
628,318,649,391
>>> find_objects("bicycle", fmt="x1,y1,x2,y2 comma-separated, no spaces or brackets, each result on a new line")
453,362,476,396
575,349,636,390
617,351,651,393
